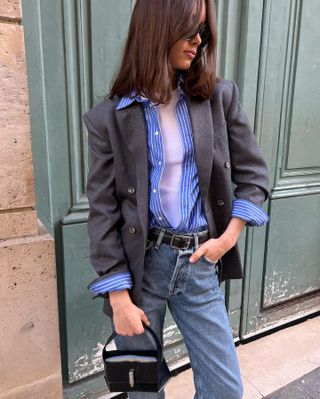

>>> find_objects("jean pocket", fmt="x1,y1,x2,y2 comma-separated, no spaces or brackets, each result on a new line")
201,255,217,265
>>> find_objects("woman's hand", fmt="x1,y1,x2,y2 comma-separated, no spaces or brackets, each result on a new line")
189,236,233,264
110,290,151,336
112,302,151,336
189,217,247,263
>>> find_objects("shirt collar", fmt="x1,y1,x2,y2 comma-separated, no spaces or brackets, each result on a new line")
116,71,185,110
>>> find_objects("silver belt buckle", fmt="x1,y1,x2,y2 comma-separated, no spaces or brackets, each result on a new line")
170,234,192,249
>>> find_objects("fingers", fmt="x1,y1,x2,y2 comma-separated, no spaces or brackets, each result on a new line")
113,307,151,337
126,311,150,335
189,244,206,263
141,311,151,326
189,239,222,264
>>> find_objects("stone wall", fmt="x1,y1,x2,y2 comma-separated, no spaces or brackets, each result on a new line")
0,1,63,397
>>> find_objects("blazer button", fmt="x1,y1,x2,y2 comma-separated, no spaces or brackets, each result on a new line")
217,199,225,206
128,187,135,194
224,161,230,168
129,226,136,234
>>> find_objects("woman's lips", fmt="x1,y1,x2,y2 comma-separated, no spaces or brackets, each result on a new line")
184,51,196,59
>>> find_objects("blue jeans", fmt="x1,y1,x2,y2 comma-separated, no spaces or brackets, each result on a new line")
110,237,244,399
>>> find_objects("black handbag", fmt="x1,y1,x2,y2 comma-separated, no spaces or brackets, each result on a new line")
103,323,173,392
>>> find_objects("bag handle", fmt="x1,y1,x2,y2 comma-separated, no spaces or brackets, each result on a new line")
103,322,163,361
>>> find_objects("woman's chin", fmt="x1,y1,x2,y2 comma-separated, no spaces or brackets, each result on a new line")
177,62,192,70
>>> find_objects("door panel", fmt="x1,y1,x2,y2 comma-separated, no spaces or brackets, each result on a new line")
242,0,320,339
288,0,320,169
265,194,320,307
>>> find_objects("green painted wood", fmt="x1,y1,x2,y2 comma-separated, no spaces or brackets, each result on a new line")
241,0,320,339
21,0,71,235
287,0,320,169
264,195,320,306
62,223,106,384
220,0,265,341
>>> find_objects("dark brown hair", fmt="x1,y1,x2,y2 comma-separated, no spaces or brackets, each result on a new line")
107,0,218,104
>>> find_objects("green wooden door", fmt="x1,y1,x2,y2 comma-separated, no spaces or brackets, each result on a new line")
239,0,320,339
22,0,320,397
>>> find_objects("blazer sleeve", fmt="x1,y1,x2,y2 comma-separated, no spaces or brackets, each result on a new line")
83,112,133,299
226,80,270,227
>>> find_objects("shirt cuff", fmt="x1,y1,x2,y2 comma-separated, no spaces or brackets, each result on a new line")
87,272,133,295
231,198,269,226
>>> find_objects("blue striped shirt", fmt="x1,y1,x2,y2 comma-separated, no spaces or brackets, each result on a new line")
87,75,269,296
135,86,209,233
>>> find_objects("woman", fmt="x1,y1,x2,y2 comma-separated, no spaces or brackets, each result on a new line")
83,0,269,398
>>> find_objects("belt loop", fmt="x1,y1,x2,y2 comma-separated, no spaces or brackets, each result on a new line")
194,233,200,250
154,228,166,250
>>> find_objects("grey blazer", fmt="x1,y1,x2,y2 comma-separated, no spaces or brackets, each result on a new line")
83,78,270,317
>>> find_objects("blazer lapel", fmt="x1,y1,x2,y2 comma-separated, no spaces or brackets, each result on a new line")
115,104,150,241
184,94,215,209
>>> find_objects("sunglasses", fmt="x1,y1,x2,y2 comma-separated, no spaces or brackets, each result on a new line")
183,23,210,47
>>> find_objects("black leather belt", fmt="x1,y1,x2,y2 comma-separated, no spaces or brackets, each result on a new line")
148,227,210,250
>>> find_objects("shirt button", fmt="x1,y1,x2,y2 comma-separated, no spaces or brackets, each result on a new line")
158,161,161,165
153,188,157,193
155,131,159,135
159,216,163,221
224,161,230,168
217,199,225,206
127,187,135,194
129,226,136,234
